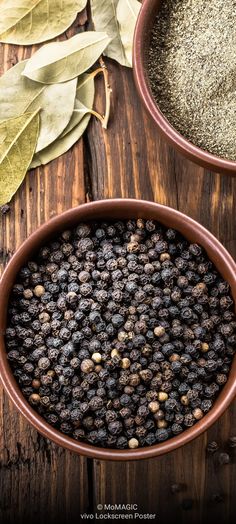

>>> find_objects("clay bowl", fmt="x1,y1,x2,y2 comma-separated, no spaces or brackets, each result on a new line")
133,0,236,176
0,199,236,460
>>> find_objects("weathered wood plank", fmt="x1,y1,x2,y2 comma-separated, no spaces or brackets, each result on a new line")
0,14,236,524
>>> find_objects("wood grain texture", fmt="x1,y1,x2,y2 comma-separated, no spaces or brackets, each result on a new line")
1,11,236,524
87,63,236,524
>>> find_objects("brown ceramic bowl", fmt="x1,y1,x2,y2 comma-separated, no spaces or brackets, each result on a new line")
133,0,236,176
0,199,236,460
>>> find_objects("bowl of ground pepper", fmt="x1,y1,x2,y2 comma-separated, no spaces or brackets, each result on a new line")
133,0,236,175
0,199,236,460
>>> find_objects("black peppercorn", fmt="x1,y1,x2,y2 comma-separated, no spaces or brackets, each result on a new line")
155,428,169,442
139,369,153,382
181,499,194,511
206,441,219,453
170,483,185,494
211,493,224,504
217,452,230,466
228,436,236,448
108,421,123,436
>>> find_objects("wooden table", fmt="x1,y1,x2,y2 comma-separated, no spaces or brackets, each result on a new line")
0,10,236,524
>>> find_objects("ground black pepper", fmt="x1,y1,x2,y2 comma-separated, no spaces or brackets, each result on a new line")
148,0,236,161
5,219,236,449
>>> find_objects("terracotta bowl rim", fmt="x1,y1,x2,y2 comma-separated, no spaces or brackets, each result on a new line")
133,0,236,174
0,198,236,461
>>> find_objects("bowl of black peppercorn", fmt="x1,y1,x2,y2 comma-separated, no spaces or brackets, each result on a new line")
0,199,236,460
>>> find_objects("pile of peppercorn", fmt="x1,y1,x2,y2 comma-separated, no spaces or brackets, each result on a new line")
5,219,236,449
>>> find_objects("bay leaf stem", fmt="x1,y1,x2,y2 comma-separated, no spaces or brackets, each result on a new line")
99,56,112,129
90,67,104,78
87,60,112,128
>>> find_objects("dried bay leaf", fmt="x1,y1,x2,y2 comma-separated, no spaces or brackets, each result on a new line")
76,72,96,109
31,79,77,152
0,111,39,205
0,130,7,146
61,72,95,136
90,0,129,67
90,0,141,67
31,114,91,168
0,0,87,45
116,0,141,66
0,62,42,118
31,73,95,167
0,61,77,152
22,32,111,84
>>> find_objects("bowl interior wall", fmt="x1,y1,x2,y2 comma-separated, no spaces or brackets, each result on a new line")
139,0,160,96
